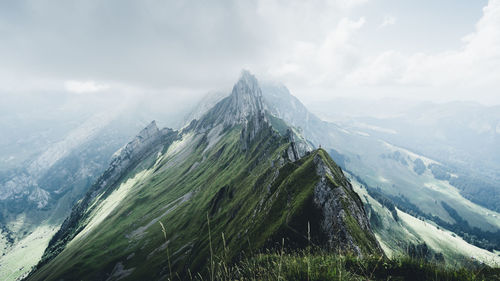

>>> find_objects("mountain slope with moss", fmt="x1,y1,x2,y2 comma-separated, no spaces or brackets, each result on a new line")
27,71,381,281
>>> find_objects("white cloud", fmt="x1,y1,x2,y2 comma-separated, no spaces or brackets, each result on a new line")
340,0,500,103
1,0,498,106
65,80,110,94
378,16,396,28
266,16,365,87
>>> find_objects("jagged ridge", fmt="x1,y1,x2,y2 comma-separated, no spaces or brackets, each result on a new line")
28,71,381,281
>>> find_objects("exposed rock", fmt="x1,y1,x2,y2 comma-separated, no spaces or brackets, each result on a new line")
194,71,269,151
28,187,50,209
105,262,134,281
312,153,382,256
91,120,164,199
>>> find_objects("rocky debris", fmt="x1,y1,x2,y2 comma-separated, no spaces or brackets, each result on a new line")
105,262,134,281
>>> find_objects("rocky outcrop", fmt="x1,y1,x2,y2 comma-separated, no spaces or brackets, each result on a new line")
226,70,266,125
312,152,382,256
284,129,299,161
91,121,165,199
28,187,50,209
194,71,269,151
196,71,265,129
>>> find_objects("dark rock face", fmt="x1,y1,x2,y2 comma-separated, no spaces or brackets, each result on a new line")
312,154,381,256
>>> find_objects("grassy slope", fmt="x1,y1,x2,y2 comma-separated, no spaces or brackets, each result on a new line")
216,251,500,281
348,173,500,267
331,134,500,232
0,224,58,281
28,122,378,281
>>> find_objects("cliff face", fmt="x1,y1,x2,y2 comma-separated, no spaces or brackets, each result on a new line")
194,71,269,151
312,152,380,255
28,71,381,281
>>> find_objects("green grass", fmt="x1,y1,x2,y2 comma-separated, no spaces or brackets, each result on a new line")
26,125,291,280
195,250,500,281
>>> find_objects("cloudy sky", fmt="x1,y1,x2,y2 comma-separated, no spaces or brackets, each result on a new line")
1,0,499,108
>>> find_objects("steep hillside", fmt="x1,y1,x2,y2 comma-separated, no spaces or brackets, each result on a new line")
261,84,500,257
27,72,381,281
347,173,500,267
0,112,147,281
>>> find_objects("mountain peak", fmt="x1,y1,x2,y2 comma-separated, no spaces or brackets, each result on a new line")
232,70,260,98
228,70,264,119
139,120,159,138
195,70,266,131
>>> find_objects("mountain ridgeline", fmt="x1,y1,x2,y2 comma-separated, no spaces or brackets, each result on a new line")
28,71,381,280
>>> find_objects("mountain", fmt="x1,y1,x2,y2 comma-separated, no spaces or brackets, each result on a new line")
331,101,500,212
0,96,192,281
26,71,381,280
259,84,500,264
0,111,150,281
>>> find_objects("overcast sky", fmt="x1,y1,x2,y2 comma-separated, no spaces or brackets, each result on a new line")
1,0,499,109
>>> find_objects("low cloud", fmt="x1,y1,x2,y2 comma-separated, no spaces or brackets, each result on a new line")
344,0,500,102
65,80,109,94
